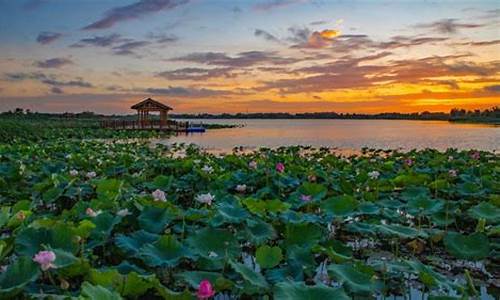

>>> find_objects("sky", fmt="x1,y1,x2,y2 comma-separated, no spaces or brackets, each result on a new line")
0,0,498,114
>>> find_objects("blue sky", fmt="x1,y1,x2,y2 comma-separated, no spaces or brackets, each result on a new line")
0,0,498,114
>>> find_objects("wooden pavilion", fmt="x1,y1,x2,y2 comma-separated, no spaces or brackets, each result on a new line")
131,97,172,127
100,97,188,131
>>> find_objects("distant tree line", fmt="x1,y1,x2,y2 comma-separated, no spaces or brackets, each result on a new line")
1,106,498,123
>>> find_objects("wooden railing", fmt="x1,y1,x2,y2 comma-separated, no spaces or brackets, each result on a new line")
99,119,189,131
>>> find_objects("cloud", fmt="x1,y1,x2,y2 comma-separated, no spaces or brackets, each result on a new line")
83,0,189,30
287,26,342,49
254,54,500,95
4,72,93,88
146,33,178,44
483,85,500,93
141,86,233,98
287,26,311,44
71,34,124,48
36,32,62,44
112,41,150,56
415,18,482,34
253,0,307,11
157,67,236,80
254,29,280,43
306,29,341,48
171,51,300,67
35,58,73,68
71,34,149,56
457,39,500,46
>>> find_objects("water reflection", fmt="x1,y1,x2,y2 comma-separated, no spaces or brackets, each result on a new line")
163,119,499,151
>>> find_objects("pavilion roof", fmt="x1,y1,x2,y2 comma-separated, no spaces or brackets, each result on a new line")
131,98,173,111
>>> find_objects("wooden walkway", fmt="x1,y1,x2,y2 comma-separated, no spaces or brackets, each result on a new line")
100,119,189,132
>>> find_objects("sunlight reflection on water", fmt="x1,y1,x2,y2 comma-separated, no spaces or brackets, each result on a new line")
161,119,499,152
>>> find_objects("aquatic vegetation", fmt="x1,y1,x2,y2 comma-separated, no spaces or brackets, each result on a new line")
0,135,498,299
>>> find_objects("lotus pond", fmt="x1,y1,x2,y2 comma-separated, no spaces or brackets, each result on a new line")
0,135,498,299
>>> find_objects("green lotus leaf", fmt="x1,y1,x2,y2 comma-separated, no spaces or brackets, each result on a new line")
328,263,377,294
298,182,327,200
52,248,79,269
345,222,377,235
115,230,159,256
407,197,444,215
321,195,358,217
95,179,124,202
443,232,490,260
285,223,323,248
151,175,173,190
468,202,500,224
357,202,380,215
242,198,290,216
393,174,430,186
0,256,40,298
212,201,250,224
79,282,122,300
229,260,269,289
430,211,455,227
256,245,283,269
89,269,155,298
186,227,239,259
88,212,123,248
323,240,353,263
138,235,189,267
16,225,78,256
138,206,174,233
244,218,277,245
42,186,63,203
377,224,427,239
406,260,457,291
274,281,349,300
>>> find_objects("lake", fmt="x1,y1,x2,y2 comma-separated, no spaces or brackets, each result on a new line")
162,119,499,152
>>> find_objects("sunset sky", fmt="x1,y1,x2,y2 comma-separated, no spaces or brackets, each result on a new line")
0,0,498,114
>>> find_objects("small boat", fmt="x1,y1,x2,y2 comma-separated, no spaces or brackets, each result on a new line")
186,124,206,133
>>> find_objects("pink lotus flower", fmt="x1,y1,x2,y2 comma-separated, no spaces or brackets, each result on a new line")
308,174,317,182
33,250,56,271
197,279,215,299
404,158,414,166
300,194,312,202
275,162,285,173
152,189,166,202
86,207,101,217
471,151,480,160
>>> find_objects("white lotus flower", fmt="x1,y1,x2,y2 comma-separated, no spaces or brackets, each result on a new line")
235,184,247,193
368,170,380,180
248,160,258,169
86,171,96,179
202,165,214,174
208,251,218,258
69,169,78,176
152,189,166,202
195,193,215,205
117,208,131,217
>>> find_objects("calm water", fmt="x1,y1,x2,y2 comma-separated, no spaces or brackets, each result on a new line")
162,119,499,152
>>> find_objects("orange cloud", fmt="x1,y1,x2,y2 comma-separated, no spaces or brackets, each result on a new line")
306,29,341,48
